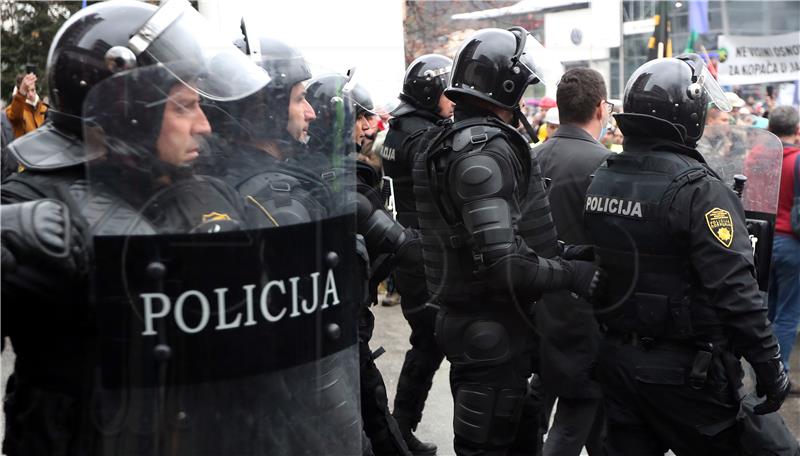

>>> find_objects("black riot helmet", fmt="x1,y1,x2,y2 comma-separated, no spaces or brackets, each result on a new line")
350,82,377,118
47,0,268,138
398,54,453,114
46,0,158,136
232,21,313,143
622,54,732,146
305,73,356,158
445,27,546,111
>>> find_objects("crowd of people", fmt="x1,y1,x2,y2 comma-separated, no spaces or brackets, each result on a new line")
1,1,799,456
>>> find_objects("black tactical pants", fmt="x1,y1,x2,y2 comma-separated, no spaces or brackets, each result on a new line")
3,374,86,456
598,335,800,456
359,306,412,456
436,303,538,456
393,265,445,429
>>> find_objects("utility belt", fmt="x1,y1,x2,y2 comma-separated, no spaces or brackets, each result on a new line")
602,328,729,391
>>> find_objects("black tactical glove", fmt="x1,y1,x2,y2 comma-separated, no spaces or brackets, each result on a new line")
752,355,791,415
561,243,595,261
568,260,606,301
394,227,422,268
1,200,86,275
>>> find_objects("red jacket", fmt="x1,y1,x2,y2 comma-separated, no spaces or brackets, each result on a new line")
776,143,800,237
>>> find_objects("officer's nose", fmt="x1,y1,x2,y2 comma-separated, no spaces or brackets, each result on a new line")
305,100,316,121
193,108,212,136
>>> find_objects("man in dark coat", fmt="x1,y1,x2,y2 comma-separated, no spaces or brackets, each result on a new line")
534,67,610,456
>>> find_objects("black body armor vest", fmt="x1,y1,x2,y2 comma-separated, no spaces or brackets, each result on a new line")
381,110,438,228
224,149,330,228
585,150,718,339
412,117,559,303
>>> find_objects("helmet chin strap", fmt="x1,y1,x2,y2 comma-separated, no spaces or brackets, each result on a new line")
514,107,539,144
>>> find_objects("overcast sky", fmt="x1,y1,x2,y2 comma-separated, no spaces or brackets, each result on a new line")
199,0,407,108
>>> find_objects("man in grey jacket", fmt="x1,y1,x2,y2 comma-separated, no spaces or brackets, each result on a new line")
534,67,611,456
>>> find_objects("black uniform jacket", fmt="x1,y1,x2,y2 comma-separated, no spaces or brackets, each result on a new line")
534,124,610,399
612,113,779,364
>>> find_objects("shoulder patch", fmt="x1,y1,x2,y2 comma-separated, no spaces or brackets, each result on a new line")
705,207,733,247
202,212,232,223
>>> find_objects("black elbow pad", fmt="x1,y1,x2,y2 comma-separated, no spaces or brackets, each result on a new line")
356,192,406,257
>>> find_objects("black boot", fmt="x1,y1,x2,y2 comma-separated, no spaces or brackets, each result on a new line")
395,417,437,456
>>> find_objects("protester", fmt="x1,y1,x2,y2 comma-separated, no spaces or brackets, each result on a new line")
535,96,557,142
5,73,47,139
541,107,560,141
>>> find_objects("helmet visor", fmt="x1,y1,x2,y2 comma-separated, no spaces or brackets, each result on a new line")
130,0,270,101
516,33,563,88
343,69,377,116
698,66,731,112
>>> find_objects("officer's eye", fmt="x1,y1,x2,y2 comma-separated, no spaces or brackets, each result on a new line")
172,98,198,115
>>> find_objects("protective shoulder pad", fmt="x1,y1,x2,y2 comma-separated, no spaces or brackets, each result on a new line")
8,124,97,171
69,180,156,236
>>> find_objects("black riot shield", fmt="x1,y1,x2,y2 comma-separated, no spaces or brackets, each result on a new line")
81,27,361,455
698,125,783,290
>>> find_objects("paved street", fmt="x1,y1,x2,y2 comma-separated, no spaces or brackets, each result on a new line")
2,301,798,455
370,300,800,455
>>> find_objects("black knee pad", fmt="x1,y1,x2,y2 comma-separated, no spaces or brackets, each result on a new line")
462,320,511,365
454,385,525,446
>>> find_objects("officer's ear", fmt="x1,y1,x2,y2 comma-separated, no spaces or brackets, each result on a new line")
595,101,605,122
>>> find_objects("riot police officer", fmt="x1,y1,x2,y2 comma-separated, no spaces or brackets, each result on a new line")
1,1,269,453
379,55,452,456
306,73,419,456
208,29,329,228
410,27,601,456
584,54,797,455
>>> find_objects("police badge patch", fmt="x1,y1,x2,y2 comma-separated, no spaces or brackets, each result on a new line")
705,208,733,247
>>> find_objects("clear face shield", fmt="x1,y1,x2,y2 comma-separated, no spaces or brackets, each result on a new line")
81,5,362,452
343,68,377,117
128,0,271,102
511,28,564,95
508,28,564,138
679,54,732,112
304,71,358,178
